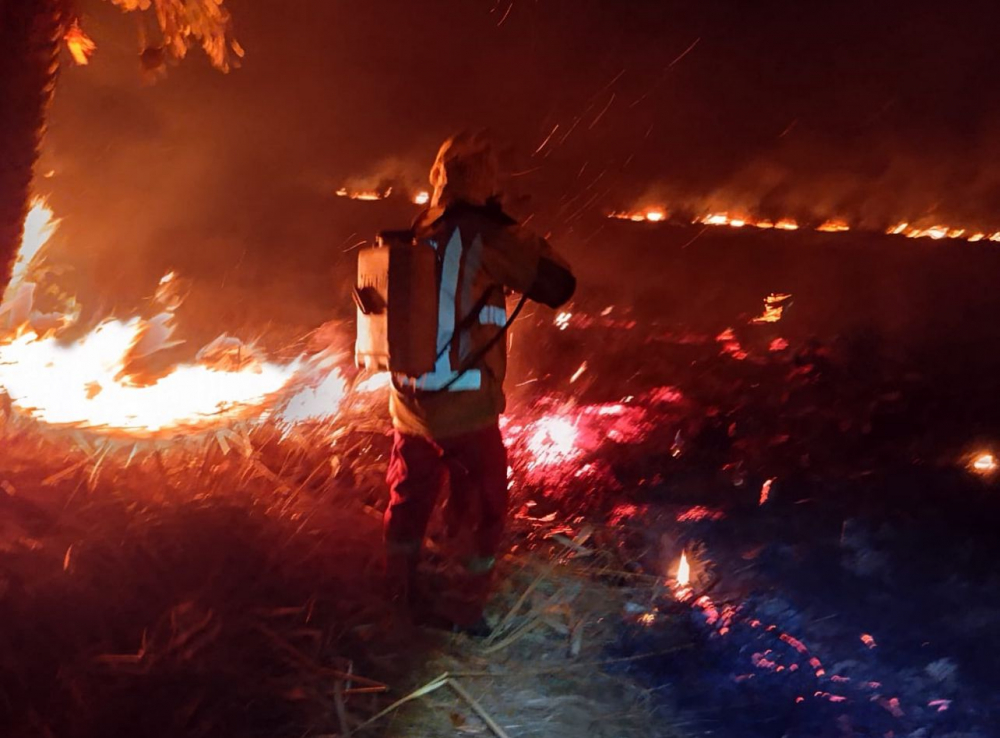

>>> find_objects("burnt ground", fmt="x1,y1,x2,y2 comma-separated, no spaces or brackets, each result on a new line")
3,224,1000,736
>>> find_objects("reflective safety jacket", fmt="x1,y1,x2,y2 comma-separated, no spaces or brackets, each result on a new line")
390,201,574,439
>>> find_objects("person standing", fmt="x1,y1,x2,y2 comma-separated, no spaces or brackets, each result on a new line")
384,132,575,634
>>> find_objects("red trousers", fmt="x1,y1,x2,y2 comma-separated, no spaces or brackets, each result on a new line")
384,424,509,570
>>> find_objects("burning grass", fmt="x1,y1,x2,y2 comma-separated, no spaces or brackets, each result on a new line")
0,391,683,737
6,197,1000,735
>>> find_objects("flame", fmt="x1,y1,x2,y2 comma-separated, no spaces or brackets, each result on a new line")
354,371,392,393
971,452,997,474
610,206,1000,243
0,319,307,434
336,187,390,202
0,201,350,437
608,209,667,223
752,293,792,324
7,198,58,298
64,21,97,66
676,551,691,587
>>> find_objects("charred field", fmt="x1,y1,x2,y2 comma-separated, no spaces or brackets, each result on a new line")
3,216,1000,737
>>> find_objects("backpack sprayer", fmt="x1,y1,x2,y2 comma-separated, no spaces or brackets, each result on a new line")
354,230,526,391
353,230,438,376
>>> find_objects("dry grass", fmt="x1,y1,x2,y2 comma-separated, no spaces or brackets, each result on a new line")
0,403,680,738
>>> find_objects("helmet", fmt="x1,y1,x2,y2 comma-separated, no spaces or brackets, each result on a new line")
429,130,499,208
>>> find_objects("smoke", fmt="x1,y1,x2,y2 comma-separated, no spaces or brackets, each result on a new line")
32,0,1000,350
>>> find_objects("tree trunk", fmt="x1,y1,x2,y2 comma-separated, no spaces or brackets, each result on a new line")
0,0,65,295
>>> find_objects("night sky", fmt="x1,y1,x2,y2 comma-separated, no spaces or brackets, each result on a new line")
35,0,1000,340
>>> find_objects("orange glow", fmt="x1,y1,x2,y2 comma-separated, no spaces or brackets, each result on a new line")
676,551,691,587
64,21,97,66
817,220,850,233
774,219,799,231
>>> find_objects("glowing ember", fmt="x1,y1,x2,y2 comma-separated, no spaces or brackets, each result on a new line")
413,191,430,206
526,416,580,467
554,312,572,330
677,506,725,522
971,452,998,474
861,633,877,649
676,551,691,587
64,21,97,66
570,361,588,383
760,477,774,505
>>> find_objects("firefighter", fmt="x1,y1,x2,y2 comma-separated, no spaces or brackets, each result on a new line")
384,131,575,634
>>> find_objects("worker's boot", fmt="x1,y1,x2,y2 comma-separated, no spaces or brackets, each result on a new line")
429,556,495,637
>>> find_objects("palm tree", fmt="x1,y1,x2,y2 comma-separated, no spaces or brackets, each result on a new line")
0,0,238,296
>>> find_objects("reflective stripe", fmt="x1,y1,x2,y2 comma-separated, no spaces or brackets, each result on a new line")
460,234,484,360
400,228,481,392
479,305,507,326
